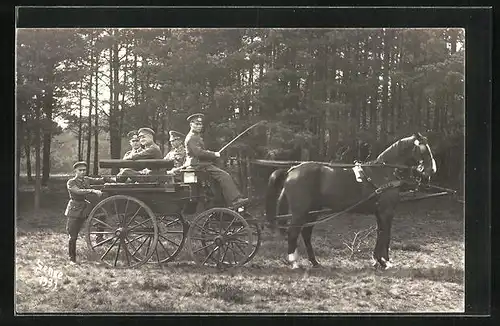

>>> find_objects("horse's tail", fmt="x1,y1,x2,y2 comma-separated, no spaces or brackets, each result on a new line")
265,169,288,231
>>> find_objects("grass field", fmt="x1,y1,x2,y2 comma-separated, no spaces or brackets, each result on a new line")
15,178,464,313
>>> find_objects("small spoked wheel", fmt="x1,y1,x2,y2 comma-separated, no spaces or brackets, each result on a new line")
85,195,159,268
187,208,254,269
149,213,188,264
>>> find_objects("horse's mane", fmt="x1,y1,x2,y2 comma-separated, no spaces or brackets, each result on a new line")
375,136,415,163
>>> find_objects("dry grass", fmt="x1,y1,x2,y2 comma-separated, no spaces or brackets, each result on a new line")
15,182,464,314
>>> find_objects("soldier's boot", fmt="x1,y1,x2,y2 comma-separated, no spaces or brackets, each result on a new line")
68,238,77,262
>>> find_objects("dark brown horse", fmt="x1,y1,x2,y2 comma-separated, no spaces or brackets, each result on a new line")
265,133,436,269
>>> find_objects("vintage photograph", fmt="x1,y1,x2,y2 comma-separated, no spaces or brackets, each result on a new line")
15,27,465,313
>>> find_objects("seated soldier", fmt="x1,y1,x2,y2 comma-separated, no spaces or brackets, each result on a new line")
164,130,187,175
123,130,142,160
184,113,248,207
116,127,162,182
118,130,142,177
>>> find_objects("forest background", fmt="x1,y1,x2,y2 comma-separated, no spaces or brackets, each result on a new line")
16,28,465,206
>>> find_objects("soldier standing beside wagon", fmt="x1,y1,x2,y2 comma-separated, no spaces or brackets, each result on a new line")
64,161,108,264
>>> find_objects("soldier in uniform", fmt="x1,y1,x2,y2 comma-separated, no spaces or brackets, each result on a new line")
116,127,163,181
184,113,248,207
164,130,186,175
64,161,107,264
118,131,142,177
123,130,142,160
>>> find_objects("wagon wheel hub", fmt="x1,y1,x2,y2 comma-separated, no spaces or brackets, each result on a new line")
115,227,127,238
214,236,225,246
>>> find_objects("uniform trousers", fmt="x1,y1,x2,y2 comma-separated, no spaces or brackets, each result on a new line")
66,216,86,260
116,168,161,182
202,164,242,205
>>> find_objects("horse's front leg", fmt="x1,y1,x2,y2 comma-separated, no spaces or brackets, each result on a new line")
373,206,395,270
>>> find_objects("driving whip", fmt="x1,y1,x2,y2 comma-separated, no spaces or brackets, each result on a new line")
218,121,265,153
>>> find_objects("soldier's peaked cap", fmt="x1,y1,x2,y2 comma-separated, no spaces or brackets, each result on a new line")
169,130,185,139
73,161,87,169
127,130,138,140
187,113,205,123
138,127,155,136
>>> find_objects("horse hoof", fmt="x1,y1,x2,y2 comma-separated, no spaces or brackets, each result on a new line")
380,257,393,270
311,262,322,269
291,262,300,270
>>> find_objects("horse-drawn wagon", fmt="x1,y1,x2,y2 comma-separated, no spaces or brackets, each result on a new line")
85,133,462,271
85,159,261,269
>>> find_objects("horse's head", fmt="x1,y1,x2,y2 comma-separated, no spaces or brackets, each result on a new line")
376,132,437,182
411,132,437,181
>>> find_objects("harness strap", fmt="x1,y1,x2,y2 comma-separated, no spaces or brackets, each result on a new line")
274,180,402,229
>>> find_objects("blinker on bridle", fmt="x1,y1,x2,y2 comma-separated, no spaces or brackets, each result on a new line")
412,138,432,184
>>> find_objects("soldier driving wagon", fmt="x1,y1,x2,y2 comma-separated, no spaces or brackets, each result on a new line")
184,113,248,208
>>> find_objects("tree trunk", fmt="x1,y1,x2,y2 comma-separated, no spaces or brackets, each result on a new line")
16,120,22,185
426,97,431,131
86,44,94,175
119,44,128,148
93,58,99,176
42,62,55,185
108,45,114,163
415,86,423,130
389,44,397,135
34,95,41,211
109,30,122,174
78,80,83,161
380,29,390,145
24,129,32,182
394,31,405,137
133,41,139,109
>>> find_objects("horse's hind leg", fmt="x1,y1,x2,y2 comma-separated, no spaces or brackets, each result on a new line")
277,190,288,237
301,225,320,267
287,224,302,269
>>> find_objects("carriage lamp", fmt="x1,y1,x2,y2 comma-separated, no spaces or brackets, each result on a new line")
183,171,198,184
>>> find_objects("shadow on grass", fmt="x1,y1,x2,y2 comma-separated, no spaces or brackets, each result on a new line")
147,259,463,285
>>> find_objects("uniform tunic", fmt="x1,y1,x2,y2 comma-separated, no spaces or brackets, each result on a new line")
127,143,162,160
123,148,141,160
164,145,186,168
64,175,106,237
184,131,241,205
184,131,218,166
117,143,163,179
65,176,106,218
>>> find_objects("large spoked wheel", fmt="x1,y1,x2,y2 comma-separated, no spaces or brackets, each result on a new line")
187,208,254,269
85,195,159,268
149,213,188,264
241,212,262,264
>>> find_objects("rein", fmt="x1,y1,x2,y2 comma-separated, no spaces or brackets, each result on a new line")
251,159,413,170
